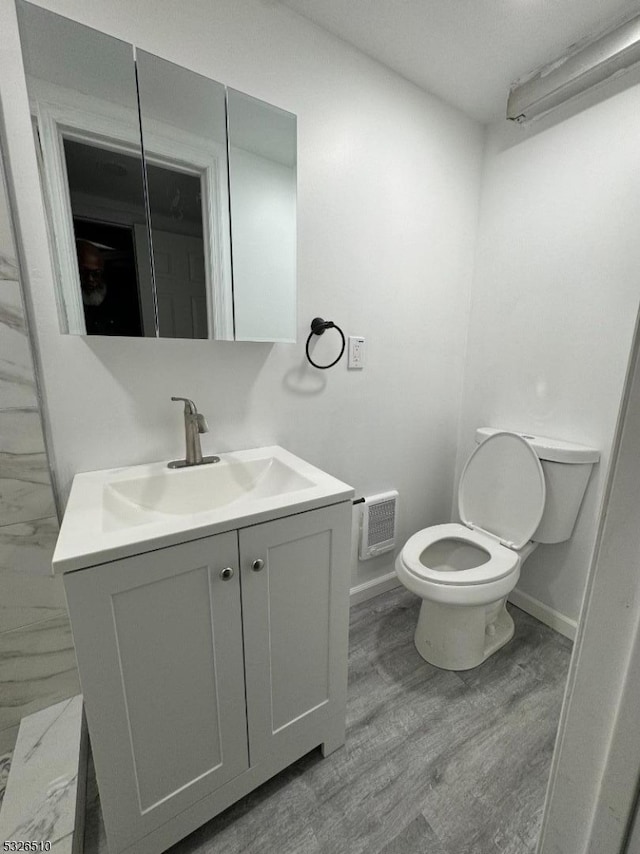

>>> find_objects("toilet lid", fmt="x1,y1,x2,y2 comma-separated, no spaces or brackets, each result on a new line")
458,431,546,549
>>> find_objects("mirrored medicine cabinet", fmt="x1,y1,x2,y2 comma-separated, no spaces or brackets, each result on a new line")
16,0,297,342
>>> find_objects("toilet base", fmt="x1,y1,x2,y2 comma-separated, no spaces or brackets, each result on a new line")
413,597,514,671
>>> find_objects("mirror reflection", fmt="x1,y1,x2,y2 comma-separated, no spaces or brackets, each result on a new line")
16,1,297,343
17,0,154,337
64,141,152,336
227,90,297,343
136,50,232,340
145,164,206,338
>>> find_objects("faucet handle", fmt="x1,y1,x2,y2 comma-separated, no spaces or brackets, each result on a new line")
196,413,209,434
171,396,198,414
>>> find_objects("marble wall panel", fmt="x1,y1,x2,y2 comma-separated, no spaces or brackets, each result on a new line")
0,406,49,456
0,696,84,853
0,750,10,811
0,563,66,634
0,280,38,409
0,726,19,756
0,409,56,525
0,615,80,733
0,696,86,854
0,138,78,747
0,252,18,280
0,516,59,579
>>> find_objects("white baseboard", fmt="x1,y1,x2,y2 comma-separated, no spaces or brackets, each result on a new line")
508,587,577,641
350,571,401,606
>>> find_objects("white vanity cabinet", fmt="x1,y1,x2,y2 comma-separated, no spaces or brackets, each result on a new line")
63,500,351,854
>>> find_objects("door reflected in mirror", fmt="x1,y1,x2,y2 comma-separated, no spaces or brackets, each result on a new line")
145,165,207,339
63,140,152,337
135,49,232,340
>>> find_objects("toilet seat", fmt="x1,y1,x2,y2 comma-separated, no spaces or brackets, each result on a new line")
397,433,544,606
458,431,546,549
399,522,518,586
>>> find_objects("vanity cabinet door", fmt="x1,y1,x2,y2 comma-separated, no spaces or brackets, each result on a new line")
64,532,248,853
239,503,351,765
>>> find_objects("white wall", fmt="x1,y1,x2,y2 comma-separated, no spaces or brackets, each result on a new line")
454,83,640,627
230,147,296,342
540,298,640,854
0,0,485,590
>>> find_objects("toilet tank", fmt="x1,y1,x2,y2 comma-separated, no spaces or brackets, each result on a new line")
475,428,600,544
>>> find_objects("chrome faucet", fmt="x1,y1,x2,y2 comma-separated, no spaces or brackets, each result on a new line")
168,397,220,469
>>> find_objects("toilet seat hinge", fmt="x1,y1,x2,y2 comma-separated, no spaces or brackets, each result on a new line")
465,521,515,549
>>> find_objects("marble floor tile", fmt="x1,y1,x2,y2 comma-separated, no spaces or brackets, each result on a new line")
0,516,59,584
0,696,83,853
0,616,80,732
84,589,572,854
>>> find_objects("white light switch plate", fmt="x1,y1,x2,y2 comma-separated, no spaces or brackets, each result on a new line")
348,336,365,369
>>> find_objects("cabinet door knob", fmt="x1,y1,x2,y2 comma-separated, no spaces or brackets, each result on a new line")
220,567,234,580
251,558,265,572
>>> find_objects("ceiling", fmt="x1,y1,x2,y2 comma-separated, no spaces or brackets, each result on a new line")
279,0,640,122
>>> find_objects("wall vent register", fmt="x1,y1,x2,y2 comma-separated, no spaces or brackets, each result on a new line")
359,490,398,560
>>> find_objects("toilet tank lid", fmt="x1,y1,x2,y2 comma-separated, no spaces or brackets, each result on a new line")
475,428,600,464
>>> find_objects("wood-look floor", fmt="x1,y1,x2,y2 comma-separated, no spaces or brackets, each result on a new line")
84,588,572,854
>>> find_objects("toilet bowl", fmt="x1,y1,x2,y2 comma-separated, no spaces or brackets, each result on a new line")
396,522,537,670
397,428,599,671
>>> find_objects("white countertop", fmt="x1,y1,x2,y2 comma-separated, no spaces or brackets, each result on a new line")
53,446,354,573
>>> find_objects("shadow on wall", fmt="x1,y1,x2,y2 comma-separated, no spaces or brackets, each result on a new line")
281,324,345,396
282,360,327,396
85,333,273,395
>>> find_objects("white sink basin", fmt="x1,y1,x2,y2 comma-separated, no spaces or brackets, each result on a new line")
54,446,353,573
107,456,315,516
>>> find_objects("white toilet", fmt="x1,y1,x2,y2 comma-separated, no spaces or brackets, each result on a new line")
396,428,599,671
